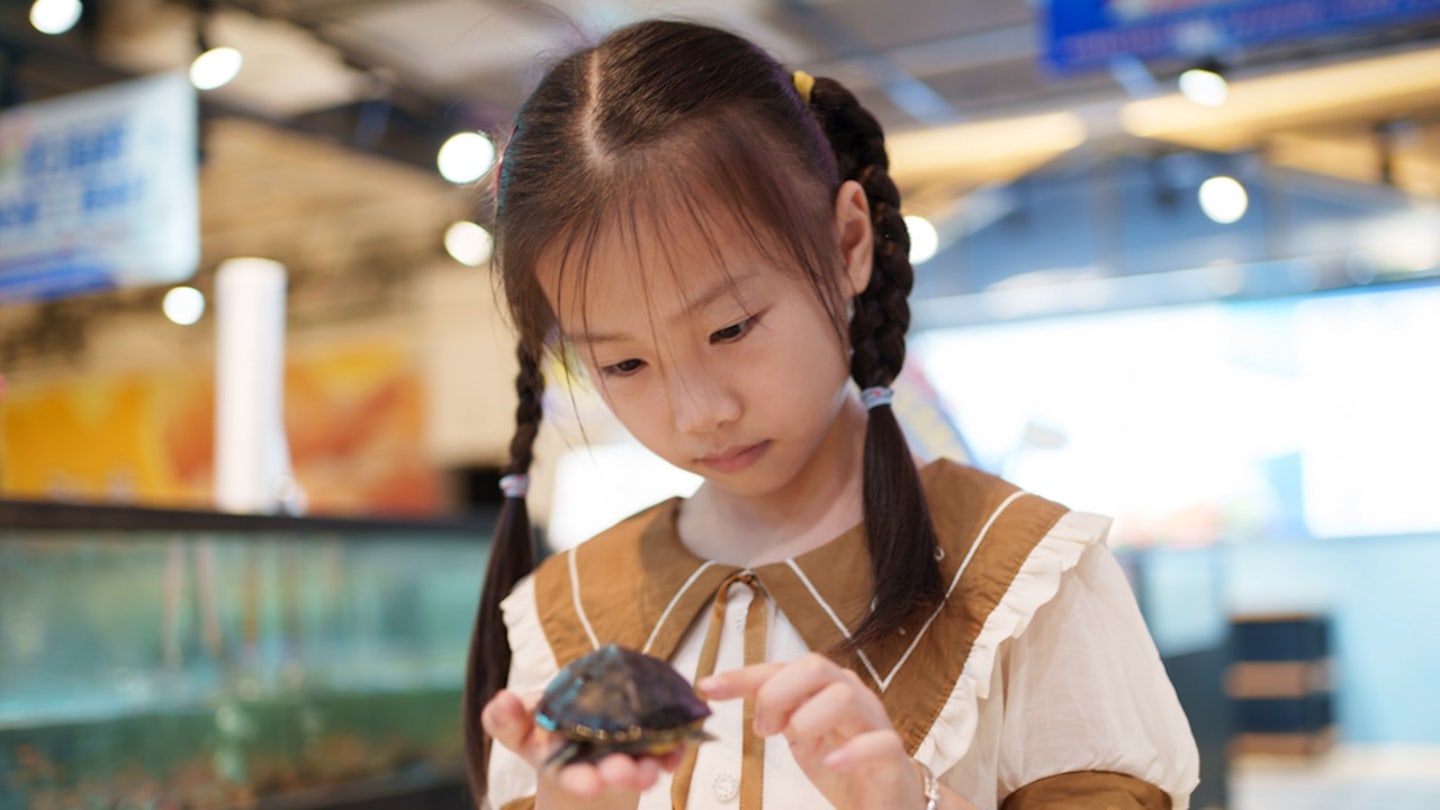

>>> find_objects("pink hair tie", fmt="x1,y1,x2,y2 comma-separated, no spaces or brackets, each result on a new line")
499,474,529,499
860,386,894,410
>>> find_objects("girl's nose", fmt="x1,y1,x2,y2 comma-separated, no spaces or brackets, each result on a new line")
668,368,741,435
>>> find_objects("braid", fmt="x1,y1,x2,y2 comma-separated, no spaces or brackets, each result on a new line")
463,343,545,803
807,77,944,647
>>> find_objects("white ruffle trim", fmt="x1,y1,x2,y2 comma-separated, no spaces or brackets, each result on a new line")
914,509,1111,773
499,573,559,693
486,574,556,809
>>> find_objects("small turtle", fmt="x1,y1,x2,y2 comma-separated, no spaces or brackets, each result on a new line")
535,644,714,768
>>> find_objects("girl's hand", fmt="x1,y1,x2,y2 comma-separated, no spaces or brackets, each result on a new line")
481,688,685,808
700,653,928,810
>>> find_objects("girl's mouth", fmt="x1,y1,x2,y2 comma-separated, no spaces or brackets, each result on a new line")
699,441,770,474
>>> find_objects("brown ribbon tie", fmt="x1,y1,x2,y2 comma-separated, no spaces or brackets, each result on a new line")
671,571,769,809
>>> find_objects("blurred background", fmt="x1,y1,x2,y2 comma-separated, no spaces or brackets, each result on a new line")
2,0,1439,808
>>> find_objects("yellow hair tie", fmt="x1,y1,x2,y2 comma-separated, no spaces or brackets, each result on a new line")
792,70,815,104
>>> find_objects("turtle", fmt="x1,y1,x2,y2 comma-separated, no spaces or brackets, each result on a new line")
534,643,714,768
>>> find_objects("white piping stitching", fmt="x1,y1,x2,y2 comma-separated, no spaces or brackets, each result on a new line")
876,490,1026,689
784,559,883,687
568,548,601,651
642,560,719,655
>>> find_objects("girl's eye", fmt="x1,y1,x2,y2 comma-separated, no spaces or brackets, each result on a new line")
710,316,756,344
600,358,646,377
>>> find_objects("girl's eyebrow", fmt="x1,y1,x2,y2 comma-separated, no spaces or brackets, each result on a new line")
680,272,758,318
565,273,759,346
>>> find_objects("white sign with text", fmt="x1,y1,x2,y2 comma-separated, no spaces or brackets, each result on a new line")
0,72,199,302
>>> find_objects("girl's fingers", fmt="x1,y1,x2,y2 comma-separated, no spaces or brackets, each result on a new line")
821,729,909,770
595,752,651,789
752,654,863,737
556,753,661,796
699,661,787,700
555,762,605,799
626,755,663,789
480,689,532,752
784,681,873,741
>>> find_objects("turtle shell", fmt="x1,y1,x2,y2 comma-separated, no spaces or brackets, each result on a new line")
535,644,713,767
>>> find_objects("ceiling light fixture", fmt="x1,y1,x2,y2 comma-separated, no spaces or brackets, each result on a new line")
163,286,206,326
437,132,495,184
444,221,493,266
189,4,241,91
1198,175,1248,224
904,215,940,264
190,45,242,90
29,0,82,35
1178,61,1228,107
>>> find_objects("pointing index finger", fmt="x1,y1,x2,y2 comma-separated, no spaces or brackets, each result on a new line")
698,662,787,700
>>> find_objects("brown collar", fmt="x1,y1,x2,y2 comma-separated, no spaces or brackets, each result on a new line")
531,459,1067,753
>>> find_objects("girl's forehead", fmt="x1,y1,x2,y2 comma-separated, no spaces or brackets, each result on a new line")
538,210,784,324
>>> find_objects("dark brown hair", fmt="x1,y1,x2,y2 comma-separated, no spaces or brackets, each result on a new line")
462,19,943,803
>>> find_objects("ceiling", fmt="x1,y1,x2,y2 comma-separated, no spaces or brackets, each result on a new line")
5,0,1440,192
3,0,1440,366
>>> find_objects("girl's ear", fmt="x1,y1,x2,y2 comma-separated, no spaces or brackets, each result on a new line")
834,179,873,299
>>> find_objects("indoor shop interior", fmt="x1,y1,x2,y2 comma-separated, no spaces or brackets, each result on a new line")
3,1,1439,809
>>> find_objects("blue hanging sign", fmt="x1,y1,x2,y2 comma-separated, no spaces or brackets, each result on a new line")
0,72,199,302
1042,0,1440,74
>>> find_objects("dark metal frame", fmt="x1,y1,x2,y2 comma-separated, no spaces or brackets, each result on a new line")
0,498,494,536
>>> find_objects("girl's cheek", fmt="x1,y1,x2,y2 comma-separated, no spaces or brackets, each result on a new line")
599,380,652,419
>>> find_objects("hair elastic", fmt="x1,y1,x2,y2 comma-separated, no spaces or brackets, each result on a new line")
498,474,529,499
861,386,894,410
792,70,815,104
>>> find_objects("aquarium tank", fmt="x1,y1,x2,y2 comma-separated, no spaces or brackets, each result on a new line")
0,502,490,810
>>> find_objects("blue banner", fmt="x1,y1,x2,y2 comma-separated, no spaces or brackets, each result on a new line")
0,73,199,302
1042,0,1440,73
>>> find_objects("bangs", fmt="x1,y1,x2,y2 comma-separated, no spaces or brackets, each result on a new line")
540,111,847,368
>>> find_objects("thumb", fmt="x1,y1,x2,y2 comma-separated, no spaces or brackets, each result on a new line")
482,689,537,755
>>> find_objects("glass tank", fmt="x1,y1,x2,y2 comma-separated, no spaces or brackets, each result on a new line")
0,502,490,809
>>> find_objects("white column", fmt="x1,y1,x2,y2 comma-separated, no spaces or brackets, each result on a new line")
213,257,294,514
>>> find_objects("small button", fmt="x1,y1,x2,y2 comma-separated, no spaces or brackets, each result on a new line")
713,772,739,802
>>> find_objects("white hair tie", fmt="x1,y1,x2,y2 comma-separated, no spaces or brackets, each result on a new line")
861,386,894,410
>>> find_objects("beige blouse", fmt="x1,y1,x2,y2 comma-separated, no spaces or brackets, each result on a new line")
486,460,1200,809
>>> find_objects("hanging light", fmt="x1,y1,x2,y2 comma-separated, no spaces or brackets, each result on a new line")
190,45,242,90
445,221,493,266
1179,63,1228,107
1198,175,1248,224
163,286,206,326
189,4,241,91
904,215,939,264
437,132,495,184
30,0,82,35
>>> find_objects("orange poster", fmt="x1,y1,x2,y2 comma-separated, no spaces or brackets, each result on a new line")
1,337,444,516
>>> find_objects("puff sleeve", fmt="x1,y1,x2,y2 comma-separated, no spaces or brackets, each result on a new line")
993,537,1200,808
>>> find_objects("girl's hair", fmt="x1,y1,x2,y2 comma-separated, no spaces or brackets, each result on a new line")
462,18,943,802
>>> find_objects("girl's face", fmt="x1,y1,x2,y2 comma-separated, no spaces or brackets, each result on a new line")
539,183,873,500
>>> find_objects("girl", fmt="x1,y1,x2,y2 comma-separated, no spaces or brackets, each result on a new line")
464,19,1199,810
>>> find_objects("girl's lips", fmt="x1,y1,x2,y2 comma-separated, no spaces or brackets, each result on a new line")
700,441,769,474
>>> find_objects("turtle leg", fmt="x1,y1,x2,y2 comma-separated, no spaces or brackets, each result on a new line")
542,740,593,769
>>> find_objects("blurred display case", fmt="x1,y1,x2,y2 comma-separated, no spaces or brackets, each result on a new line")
1120,545,1232,810
0,501,490,810
1227,613,1336,758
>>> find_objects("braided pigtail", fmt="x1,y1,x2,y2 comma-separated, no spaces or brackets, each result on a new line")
807,76,944,647
462,343,545,803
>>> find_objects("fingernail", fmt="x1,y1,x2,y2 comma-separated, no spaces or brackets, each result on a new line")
698,676,718,692
823,750,848,769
